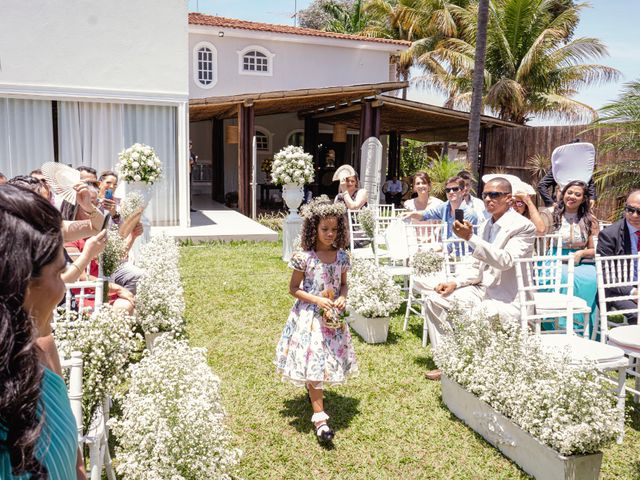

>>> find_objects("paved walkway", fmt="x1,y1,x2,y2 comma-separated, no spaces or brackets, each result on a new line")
151,196,278,243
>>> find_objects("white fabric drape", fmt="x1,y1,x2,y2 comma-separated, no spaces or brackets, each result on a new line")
58,101,178,226
0,98,54,178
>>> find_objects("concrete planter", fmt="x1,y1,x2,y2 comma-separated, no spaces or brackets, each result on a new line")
348,311,390,343
441,375,603,480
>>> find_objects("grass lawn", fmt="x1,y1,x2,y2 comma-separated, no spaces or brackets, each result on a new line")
181,240,640,479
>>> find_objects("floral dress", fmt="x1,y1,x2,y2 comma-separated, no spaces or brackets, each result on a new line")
275,249,358,388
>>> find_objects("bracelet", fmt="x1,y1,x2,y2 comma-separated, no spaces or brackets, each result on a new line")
70,263,83,274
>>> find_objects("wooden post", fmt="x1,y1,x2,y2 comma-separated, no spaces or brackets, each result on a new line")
211,119,225,203
237,103,254,216
388,131,399,178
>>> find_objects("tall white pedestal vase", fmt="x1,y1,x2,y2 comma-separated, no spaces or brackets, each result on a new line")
282,182,304,261
123,181,153,263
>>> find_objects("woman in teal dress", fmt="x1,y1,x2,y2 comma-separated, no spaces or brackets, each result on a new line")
0,184,83,479
542,180,600,335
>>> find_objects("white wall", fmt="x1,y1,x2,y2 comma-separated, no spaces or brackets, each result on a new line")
0,0,188,100
189,31,396,98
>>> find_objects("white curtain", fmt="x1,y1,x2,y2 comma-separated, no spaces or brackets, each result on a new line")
0,98,54,178
124,104,178,226
57,101,125,174
58,101,178,226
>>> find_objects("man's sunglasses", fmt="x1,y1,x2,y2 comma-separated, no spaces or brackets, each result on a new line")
624,205,640,216
482,191,510,200
444,186,461,193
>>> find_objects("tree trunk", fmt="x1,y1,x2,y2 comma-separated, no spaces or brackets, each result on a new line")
467,0,490,176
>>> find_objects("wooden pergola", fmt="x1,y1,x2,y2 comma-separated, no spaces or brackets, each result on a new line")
189,82,522,215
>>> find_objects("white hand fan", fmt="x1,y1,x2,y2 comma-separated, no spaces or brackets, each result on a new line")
551,142,595,190
332,164,357,182
41,162,81,205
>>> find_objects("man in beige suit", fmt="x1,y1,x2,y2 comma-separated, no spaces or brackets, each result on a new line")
422,177,536,380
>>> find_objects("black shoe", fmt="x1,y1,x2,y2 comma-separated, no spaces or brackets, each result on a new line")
315,423,335,443
190,208,197,212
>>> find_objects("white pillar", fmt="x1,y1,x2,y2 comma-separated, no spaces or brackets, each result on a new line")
176,101,190,228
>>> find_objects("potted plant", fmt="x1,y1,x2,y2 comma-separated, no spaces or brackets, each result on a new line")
347,259,403,343
435,306,623,480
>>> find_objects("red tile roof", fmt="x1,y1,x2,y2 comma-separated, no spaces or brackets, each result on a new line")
188,13,410,47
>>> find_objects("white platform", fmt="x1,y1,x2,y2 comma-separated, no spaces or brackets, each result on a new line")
151,197,278,243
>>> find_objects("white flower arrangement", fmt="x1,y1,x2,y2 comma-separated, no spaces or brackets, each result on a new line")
101,226,128,278
119,191,146,219
135,235,186,335
410,250,444,276
54,305,141,432
117,143,163,184
270,145,314,186
435,306,623,456
357,207,375,239
109,337,241,480
348,259,403,318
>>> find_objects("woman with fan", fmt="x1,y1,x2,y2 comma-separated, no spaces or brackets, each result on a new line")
333,165,368,210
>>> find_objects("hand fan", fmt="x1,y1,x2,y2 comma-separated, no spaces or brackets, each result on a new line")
41,162,81,205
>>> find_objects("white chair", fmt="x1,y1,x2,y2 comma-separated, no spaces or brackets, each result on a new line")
596,253,640,402
375,204,395,219
442,237,474,281
517,254,628,442
533,233,563,257
347,209,376,260
515,254,590,336
60,351,83,443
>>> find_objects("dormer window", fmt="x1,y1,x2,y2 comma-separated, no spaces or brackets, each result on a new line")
193,42,217,89
238,46,274,76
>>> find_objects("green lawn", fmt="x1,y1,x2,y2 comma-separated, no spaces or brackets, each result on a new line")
180,241,640,479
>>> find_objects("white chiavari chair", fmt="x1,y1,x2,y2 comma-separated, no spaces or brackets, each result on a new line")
516,253,628,442
442,237,474,281
533,233,563,257
347,209,376,260
596,253,640,402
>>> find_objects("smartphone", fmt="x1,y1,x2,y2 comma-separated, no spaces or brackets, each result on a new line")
104,189,113,200
454,209,464,223
101,213,111,231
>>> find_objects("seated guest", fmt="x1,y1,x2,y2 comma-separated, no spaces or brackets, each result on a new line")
541,180,599,333
77,165,97,183
62,183,135,314
0,184,84,479
0,172,6,184
8,175,51,201
98,170,120,221
538,170,597,207
404,176,479,239
404,172,443,212
419,178,536,380
384,175,403,207
512,192,546,235
334,170,368,210
596,190,640,325
458,170,489,220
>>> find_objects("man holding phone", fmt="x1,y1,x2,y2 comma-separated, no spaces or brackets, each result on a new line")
419,177,536,380
402,175,479,239
98,170,120,223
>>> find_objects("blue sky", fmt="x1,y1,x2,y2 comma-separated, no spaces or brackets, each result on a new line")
190,1,640,119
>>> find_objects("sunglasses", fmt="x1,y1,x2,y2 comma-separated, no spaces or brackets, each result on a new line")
624,205,640,216
514,200,525,207
482,191,510,200
444,186,461,193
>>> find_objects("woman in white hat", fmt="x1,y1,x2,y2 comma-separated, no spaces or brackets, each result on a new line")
333,165,368,210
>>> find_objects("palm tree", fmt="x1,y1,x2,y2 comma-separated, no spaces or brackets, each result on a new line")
425,152,471,199
413,0,619,124
322,0,371,33
591,80,640,199
467,0,489,173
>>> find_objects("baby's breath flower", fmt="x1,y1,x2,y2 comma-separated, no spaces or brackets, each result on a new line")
348,259,403,318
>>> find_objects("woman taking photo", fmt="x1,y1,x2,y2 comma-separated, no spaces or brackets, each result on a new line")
0,184,84,479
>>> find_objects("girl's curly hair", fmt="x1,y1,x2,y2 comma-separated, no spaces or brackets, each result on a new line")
299,196,348,251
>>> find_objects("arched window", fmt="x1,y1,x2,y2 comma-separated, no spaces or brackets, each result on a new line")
286,130,304,147
238,46,274,76
255,130,269,151
193,42,217,89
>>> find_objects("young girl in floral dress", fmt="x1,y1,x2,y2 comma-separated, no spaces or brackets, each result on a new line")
275,196,358,443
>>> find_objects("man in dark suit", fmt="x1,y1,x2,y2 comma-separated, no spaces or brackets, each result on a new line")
596,190,640,324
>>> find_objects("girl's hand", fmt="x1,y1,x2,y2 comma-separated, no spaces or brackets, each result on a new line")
334,296,346,311
316,297,334,310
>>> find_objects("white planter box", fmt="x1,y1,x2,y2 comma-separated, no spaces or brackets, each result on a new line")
441,375,603,480
348,311,390,343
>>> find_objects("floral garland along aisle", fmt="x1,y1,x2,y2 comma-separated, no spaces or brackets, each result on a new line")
54,234,241,479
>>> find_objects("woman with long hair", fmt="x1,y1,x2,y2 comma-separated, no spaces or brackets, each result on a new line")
0,184,83,479
542,180,600,334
